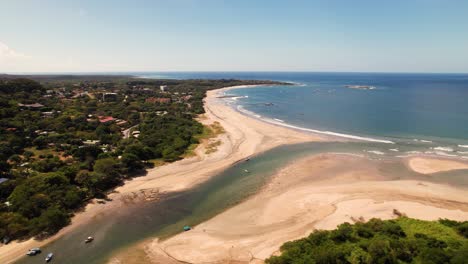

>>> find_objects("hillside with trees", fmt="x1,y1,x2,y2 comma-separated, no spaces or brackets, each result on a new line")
0,76,287,242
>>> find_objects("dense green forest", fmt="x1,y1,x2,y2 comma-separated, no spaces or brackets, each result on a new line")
0,76,285,242
266,217,468,264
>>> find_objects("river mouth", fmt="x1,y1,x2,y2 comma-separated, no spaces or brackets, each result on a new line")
14,142,468,264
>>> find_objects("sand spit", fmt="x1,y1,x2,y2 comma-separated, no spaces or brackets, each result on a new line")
407,157,468,174
144,154,468,264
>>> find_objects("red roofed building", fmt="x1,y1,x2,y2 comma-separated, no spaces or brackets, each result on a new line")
98,116,115,123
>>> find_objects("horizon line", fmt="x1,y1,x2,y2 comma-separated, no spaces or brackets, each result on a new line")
2,70,468,75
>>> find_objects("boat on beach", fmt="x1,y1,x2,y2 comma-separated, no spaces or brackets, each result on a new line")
26,248,41,256
85,236,94,243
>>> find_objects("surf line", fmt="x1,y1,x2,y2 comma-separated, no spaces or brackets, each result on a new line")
236,105,395,144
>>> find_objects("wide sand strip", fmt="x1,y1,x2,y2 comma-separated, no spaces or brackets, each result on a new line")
0,86,321,264
407,157,468,174
144,154,468,264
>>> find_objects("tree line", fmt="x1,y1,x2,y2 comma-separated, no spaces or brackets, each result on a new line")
0,76,287,241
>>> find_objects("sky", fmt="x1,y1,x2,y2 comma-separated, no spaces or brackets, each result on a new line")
1,0,468,73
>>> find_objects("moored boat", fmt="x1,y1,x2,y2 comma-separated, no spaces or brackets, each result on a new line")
45,253,53,262
85,236,94,243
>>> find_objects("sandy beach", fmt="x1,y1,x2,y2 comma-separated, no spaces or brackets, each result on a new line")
407,156,468,174
109,87,468,264
0,85,321,264
144,154,468,264
4,85,468,264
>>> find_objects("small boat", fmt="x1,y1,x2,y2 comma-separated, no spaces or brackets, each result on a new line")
45,253,53,262
245,158,250,162
26,248,41,256
183,225,191,231
244,169,249,173
85,236,94,243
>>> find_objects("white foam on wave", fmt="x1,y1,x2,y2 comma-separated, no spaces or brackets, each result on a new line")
457,151,468,155
406,151,422,154
433,146,454,152
268,120,395,144
425,151,459,157
389,148,399,152
413,139,433,143
237,105,254,115
286,81,306,87
366,150,385,155
329,152,366,158
237,105,261,118
230,95,249,101
236,105,394,144
458,145,468,149
273,118,285,123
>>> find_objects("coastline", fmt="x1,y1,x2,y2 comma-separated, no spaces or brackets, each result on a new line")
143,153,468,263
111,85,468,263
4,83,468,264
0,84,322,264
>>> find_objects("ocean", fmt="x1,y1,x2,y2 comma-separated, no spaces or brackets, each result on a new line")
14,72,468,264
140,72,468,159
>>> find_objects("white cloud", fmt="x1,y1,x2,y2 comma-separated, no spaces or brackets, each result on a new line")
0,41,29,60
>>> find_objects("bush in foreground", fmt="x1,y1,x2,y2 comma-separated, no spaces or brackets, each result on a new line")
266,217,468,264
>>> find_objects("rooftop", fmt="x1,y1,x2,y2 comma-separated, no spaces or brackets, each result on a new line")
0,178,9,184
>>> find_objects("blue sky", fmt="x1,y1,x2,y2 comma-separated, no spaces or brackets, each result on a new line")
1,0,468,73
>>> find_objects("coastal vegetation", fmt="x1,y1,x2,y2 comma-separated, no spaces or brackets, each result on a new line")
266,217,468,264
0,76,284,242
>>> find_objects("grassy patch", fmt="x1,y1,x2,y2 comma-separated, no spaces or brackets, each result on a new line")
183,144,199,158
397,217,463,246
148,159,166,167
24,147,61,159
205,140,222,154
194,121,225,141
185,121,225,157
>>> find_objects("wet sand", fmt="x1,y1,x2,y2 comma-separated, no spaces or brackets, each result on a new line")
144,154,468,264
407,157,468,174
